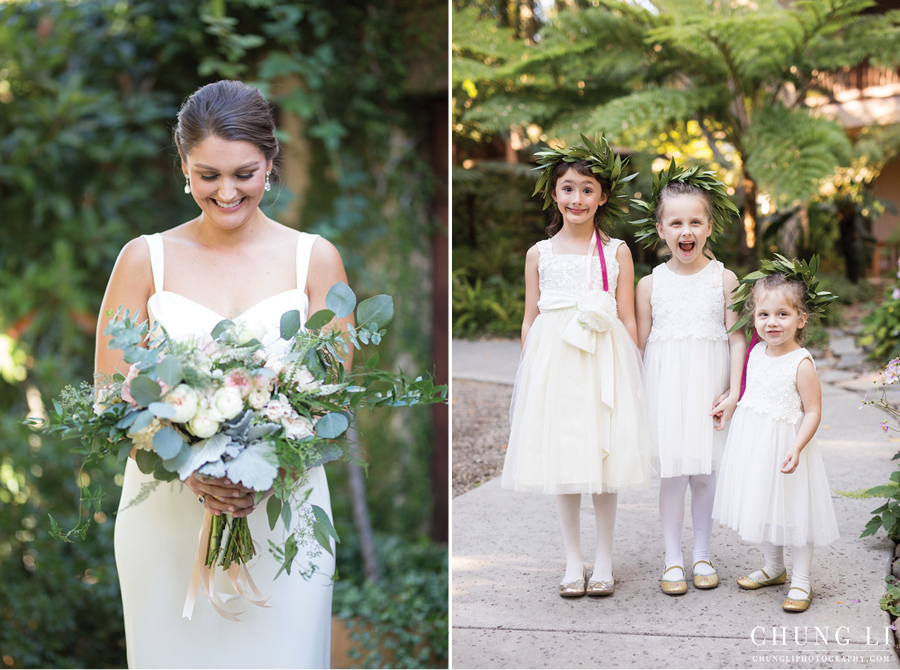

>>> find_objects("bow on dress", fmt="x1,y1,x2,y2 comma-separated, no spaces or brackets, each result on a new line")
537,230,617,411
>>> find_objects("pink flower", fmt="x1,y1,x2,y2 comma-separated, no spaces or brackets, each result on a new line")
885,359,900,384
894,288,900,301
225,369,252,398
121,364,141,407
260,394,292,422
882,421,890,432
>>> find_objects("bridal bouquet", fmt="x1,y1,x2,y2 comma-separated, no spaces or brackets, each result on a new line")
42,283,444,579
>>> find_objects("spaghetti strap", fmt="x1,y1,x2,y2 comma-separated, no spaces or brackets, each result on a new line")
296,232,319,293
142,233,164,295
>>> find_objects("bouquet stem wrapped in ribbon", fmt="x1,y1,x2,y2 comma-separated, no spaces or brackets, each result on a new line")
39,283,446,619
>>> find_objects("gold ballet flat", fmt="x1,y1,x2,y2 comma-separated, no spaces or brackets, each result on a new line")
736,567,787,590
692,560,719,589
586,574,615,597
782,586,812,612
661,565,687,595
559,567,587,598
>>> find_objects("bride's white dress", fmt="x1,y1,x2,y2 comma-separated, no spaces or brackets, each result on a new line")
114,232,334,669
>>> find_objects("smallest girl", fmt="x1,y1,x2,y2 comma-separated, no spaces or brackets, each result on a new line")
712,258,839,612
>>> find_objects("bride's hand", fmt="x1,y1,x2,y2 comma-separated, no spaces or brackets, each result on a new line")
185,473,258,517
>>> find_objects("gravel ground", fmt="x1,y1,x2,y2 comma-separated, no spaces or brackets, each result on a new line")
451,379,511,497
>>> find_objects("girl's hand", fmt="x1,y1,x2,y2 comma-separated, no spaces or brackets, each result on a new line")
184,473,258,517
781,447,801,474
710,394,738,431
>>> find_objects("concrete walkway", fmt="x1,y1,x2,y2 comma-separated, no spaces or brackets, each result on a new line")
451,338,900,669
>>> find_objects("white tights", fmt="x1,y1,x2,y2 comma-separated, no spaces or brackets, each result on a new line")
751,541,814,597
659,474,716,575
556,493,617,583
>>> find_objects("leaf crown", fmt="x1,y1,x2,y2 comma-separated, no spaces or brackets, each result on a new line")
727,254,837,334
630,159,739,249
531,134,638,230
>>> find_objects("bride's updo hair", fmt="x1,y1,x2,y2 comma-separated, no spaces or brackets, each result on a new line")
174,80,280,174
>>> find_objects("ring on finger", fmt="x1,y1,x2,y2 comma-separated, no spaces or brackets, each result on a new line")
198,494,206,504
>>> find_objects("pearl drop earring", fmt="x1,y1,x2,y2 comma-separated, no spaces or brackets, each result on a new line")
184,174,191,194
265,171,271,192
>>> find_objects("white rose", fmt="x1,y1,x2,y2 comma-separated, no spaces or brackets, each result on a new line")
234,321,267,345
290,366,322,393
248,387,272,410
164,384,199,423
212,386,244,420
264,354,289,378
282,414,314,441
575,289,618,333
132,418,163,451
189,409,220,439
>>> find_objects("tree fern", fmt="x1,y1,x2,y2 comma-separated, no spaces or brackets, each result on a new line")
745,105,851,206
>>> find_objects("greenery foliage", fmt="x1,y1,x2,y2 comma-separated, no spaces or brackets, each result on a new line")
333,534,449,669
454,0,900,262
859,261,900,361
0,1,445,667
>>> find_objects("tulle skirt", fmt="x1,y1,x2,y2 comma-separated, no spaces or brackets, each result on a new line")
643,337,729,477
712,407,840,547
501,308,654,495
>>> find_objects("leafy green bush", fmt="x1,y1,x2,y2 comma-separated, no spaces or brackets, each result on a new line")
859,287,900,361
452,270,525,338
333,534,448,669
817,273,876,306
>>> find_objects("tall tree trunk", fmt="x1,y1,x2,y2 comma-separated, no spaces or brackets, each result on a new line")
740,171,758,267
520,0,536,45
346,427,380,583
836,196,862,283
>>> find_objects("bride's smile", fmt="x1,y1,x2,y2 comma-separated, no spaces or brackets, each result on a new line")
182,134,271,230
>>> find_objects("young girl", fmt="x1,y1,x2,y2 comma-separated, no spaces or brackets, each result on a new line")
712,263,839,612
633,163,744,595
501,137,653,598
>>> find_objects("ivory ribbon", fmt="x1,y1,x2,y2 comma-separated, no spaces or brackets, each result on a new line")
538,290,615,411
535,230,616,410
182,510,272,621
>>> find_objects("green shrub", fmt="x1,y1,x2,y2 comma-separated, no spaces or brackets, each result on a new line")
333,534,448,669
859,289,900,361
452,270,525,338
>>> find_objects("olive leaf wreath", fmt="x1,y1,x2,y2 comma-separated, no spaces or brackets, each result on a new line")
630,158,739,249
532,133,638,230
726,254,837,333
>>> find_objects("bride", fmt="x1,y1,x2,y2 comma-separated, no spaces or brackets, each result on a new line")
95,80,350,669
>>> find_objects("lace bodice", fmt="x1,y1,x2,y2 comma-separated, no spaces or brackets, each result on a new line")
739,345,814,424
647,260,727,342
537,237,622,298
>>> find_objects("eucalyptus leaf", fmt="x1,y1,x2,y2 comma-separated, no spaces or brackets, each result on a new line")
157,355,183,387
357,295,393,329
128,409,154,435
315,412,349,439
305,309,335,331
211,319,235,339
280,310,301,340
281,499,292,530
129,375,161,406
148,402,176,420
325,282,356,319
135,449,160,475
152,426,186,460
117,439,134,463
162,442,192,472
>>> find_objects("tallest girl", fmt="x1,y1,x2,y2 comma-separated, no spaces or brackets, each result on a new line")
501,136,653,598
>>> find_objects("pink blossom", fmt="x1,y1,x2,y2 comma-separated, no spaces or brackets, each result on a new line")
225,369,252,398
882,421,890,432
260,394,292,422
885,359,900,384
894,288,900,301
121,364,141,407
